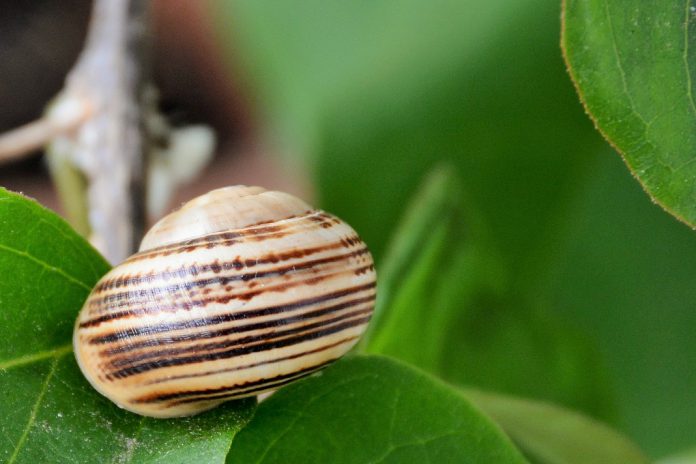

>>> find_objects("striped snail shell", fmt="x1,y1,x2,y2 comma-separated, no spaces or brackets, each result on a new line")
73,186,376,418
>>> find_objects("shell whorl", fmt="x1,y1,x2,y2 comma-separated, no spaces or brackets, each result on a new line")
139,186,313,251
74,186,376,418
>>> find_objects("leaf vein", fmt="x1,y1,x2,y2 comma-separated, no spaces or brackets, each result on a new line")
603,0,649,127
0,243,91,291
367,431,462,464
6,352,66,463
684,0,696,117
0,344,73,371
36,218,106,282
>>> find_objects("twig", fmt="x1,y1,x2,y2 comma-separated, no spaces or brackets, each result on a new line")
51,0,150,264
0,100,89,164
0,119,64,163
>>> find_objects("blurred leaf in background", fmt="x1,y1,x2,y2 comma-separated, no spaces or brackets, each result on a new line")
538,150,696,456
659,448,696,464
213,0,696,457
361,167,613,421
464,388,650,464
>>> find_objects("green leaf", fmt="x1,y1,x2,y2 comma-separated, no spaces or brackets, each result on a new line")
0,188,256,463
227,355,528,464
361,169,614,420
361,166,502,358
438,295,615,423
562,0,696,226
361,166,498,369
463,389,650,464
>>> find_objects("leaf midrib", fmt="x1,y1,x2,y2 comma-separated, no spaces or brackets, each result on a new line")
683,0,696,118
603,0,650,128
0,243,91,292
6,350,69,464
0,344,73,371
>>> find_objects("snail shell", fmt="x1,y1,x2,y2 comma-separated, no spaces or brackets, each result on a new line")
73,186,376,418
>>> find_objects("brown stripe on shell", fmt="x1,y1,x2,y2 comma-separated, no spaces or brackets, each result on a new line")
84,260,373,325
132,359,338,405
124,211,339,263
104,315,371,380
94,293,376,353
82,259,371,329
137,210,309,251
101,307,373,373
86,246,370,312
129,359,342,415
79,267,373,333
143,335,359,385
153,365,331,409
83,267,372,334
94,234,363,293
167,366,326,405
79,263,374,330
164,370,315,407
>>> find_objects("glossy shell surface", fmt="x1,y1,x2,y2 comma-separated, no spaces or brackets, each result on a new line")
74,186,376,417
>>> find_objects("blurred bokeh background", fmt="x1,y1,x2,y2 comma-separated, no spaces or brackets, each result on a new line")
1,0,695,458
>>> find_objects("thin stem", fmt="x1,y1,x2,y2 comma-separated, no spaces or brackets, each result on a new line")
0,105,88,164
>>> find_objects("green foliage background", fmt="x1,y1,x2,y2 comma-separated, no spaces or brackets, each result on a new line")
216,0,696,457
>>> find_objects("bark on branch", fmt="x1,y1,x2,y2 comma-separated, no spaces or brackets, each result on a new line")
51,0,150,263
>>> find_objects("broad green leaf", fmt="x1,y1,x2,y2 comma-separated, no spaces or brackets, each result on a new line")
227,355,528,464
0,188,256,463
0,188,110,365
659,448,696,464
562,0,696,226
464,389,649,464
361,169,613,420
